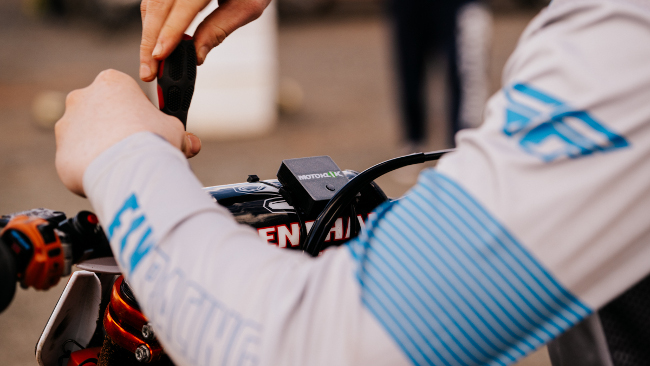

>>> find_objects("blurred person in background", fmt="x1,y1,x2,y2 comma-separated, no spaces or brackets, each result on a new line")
387,0,492,151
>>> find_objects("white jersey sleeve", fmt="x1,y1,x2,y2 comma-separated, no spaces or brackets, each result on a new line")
82,0,650,365
438,0,650,307
83,132,408,366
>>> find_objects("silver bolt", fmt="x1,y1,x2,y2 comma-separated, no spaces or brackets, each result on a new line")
135,345,151,363
141,323,155,340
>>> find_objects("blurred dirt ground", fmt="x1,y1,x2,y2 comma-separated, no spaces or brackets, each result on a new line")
0,0,551,365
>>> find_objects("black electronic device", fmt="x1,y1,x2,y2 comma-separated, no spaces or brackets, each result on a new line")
276,156,350,216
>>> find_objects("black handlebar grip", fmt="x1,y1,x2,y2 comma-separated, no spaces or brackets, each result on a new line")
0,238,17,313
156,35,197,129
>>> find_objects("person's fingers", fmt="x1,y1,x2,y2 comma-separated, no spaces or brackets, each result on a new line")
65,89,82,109
193,0,269,64
192,8,229,65
154,0,210,63
140,0,147,24
181,132,202,158
93,69,142,95
140,0,175,81
140,0,153,80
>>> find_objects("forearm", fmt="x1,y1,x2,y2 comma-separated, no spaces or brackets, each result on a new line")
83,132,404,366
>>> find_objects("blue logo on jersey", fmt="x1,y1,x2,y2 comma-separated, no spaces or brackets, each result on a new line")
503,83,628,162
107,193,155,274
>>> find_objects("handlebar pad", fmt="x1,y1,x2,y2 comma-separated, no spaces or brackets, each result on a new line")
156,35,197,129
0,238,17,313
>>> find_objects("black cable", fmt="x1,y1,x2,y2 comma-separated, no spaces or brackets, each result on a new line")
258,180,281,190
350,200,359,239
58,339,85,366
62,339,85,351
297,210,308,249
303,149,454,256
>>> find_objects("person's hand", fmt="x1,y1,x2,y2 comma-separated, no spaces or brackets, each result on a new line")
139,0,271,81
55,69,202,197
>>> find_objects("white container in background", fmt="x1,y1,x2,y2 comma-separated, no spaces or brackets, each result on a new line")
153,1,278,140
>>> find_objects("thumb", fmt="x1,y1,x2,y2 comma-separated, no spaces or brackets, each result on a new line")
193,0,270,64
182,132,202,158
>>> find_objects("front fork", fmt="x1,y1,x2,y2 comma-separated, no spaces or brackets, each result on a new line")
66,275,172,366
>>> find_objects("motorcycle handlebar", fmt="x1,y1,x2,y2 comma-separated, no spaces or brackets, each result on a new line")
0,210,111,313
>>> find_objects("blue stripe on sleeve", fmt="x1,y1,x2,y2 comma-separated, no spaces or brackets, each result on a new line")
346,170,591,366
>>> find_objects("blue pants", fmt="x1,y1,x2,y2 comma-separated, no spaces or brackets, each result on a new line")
388,0,473,146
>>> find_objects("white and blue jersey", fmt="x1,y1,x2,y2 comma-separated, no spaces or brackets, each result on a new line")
82,0,650,364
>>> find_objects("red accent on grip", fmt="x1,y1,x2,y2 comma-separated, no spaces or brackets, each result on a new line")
157,85,164,109
182,34,193,41
157,60,164,79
